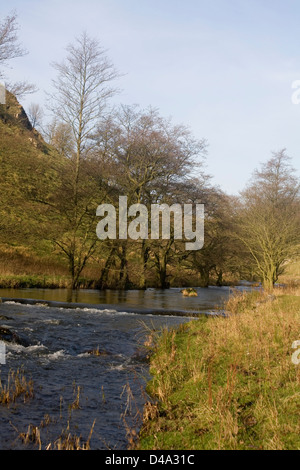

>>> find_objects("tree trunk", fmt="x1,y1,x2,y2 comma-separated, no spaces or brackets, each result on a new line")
157,253,170,289
262,269,277,291
99,248,116,289
118,244,130,289
199,266,210,287
140,241,150,289
216,269,223,286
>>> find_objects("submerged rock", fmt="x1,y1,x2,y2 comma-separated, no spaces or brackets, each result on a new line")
131,348,151,363
0,326,30,347
85,348,112,357
181,288,198,297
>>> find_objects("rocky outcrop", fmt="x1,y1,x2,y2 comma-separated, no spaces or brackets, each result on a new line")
0,326,30,347
0,90,32,130
85,347,112,357
0,91,48,152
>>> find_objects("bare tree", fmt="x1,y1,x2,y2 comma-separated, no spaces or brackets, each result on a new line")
5,80,37,98
235,150,300,289
0,13,37,98
0,12,27,77
27,102,44,129
94,105,208,288
45,32,120,289
43,119,75,157
49,31,120,192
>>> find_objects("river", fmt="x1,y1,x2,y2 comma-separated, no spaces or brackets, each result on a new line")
0,285,245,450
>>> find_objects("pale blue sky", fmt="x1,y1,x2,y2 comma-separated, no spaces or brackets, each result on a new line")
2,0,300,194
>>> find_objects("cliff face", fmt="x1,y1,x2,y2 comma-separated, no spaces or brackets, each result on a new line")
0,90,33,131
0,91,50,153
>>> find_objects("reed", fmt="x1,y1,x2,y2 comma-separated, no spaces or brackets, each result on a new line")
19,424,42,450
0,369,34,405
46,420,96,451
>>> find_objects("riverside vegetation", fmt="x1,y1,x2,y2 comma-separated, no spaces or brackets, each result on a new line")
0,367,95,450
137,285,300,450
0,13,300,451
0,14,299,292
0,90,299,292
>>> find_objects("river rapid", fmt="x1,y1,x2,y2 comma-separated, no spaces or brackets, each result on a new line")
0,286,239,450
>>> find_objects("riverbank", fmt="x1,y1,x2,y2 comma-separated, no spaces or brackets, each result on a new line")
137,286,300,450
0,251,298,291
0,272,238,290
0,245,239,290
0,274,97,290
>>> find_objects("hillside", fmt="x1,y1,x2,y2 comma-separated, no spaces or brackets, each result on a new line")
0,90,51,151
0,92,70,285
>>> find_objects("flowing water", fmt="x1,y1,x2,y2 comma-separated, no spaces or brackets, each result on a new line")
0,286,243,450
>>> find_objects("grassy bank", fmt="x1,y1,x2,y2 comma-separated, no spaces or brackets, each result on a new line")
0,274,98,290
0,242,298,291
0,244,241,290
137,287,300,450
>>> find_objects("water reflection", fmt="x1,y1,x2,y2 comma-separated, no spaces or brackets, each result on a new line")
0,286,235,314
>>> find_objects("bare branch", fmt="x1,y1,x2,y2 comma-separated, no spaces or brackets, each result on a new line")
0,12,27,77
6,80,38,98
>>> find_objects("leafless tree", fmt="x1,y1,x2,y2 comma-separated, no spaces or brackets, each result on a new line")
94,104,208,288
0,12,27,77
43,119,75,157
0,13,37,98
49,31,120,190
5,80,37,98
27,102,44,129
45,32,120,288
235,150,300,289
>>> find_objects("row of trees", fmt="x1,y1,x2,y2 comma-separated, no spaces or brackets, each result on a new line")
0,13,299,290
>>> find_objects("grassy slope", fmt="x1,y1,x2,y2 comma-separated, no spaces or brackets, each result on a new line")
138,287,300,450
0,93,71,287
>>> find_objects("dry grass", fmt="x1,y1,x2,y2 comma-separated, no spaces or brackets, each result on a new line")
19,424,42,450
45,420,96,450
0,245,68,277
14,418,96,450
0,369,34,405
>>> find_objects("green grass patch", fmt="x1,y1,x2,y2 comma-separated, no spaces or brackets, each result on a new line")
138,287,300,450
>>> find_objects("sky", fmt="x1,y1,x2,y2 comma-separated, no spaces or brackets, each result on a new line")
2,0,300,194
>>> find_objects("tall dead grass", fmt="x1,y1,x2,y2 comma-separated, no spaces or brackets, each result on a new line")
0,369,34,405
